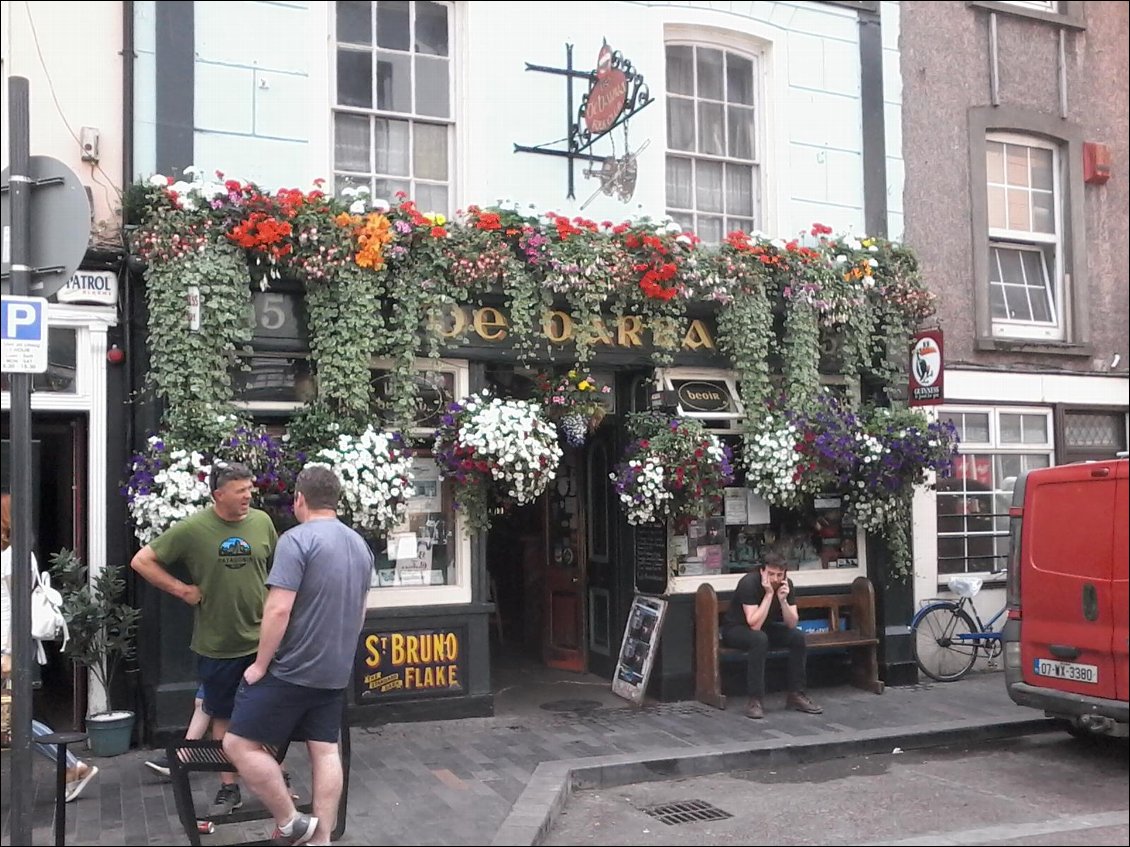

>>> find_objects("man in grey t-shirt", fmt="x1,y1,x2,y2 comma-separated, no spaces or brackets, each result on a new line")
224,466,373,846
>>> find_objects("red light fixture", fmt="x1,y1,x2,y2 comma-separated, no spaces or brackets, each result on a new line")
1083,142,1111,185
107,344,126,365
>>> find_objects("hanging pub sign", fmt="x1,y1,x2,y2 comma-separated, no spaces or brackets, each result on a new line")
514,40,654,199
908,327,944,406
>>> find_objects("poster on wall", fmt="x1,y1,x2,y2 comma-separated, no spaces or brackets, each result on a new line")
611,595,668,705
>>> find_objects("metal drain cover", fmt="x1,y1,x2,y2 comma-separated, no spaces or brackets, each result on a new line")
539,698,603,712
641,799,733,826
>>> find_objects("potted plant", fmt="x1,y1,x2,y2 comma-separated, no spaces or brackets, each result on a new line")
50,549,141,757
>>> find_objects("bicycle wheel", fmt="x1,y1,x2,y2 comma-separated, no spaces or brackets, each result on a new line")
912,602,979,682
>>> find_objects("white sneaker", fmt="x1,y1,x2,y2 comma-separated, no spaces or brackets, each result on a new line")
65,764,99,802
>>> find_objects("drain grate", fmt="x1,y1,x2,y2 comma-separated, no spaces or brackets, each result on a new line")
641,799,733,826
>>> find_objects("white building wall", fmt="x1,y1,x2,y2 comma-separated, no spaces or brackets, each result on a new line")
167,0,882,238
0,0,124,225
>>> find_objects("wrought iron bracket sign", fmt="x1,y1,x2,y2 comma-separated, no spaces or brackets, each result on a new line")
514,40,654,199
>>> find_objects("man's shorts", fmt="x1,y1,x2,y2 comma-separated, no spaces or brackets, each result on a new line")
197,654,256,720
228,673,346,746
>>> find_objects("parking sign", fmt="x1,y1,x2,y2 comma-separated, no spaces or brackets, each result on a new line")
0,295,49,373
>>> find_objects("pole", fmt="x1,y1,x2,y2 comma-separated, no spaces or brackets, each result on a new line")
8,74,36,847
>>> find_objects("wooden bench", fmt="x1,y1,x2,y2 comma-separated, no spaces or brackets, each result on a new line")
167,723,351,846
694,576,884,709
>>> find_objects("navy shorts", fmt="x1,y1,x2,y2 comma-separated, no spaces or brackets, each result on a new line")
197,654,256,720
228,673,346,745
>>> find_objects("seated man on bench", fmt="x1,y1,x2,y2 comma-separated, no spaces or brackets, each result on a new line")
722,551,824,720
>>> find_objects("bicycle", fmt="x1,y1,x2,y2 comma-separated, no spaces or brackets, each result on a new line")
911,573,1006,682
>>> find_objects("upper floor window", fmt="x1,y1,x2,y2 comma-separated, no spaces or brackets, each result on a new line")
1001,0,1058,10
333,1,453,213
985,134,1063,340
665,43,759,243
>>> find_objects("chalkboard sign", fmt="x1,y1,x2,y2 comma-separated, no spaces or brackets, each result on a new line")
612,595,668,705
634,523,668,594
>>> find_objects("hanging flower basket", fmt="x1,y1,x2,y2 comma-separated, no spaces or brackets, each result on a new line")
536,369,612,447
610,412,735,528
434,391,563,533
307,426,415,537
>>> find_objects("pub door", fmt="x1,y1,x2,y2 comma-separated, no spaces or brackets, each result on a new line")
543,449,586,671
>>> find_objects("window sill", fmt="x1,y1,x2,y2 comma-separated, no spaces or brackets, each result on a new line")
975,337,1093,357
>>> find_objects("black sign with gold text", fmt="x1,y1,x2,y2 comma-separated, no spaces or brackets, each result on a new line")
355,625,467,701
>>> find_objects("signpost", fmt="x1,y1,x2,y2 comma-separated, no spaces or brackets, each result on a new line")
0,76,91,847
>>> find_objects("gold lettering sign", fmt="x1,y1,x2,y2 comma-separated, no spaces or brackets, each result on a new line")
359,628,465,698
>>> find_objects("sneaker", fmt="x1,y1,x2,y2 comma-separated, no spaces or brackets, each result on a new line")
744,697,764,720
786,691,824,714
64,764,99,802
271,812,318,845
210,783,243,815
144,755,171,778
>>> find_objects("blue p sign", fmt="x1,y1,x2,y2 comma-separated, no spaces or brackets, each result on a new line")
0,295,49,373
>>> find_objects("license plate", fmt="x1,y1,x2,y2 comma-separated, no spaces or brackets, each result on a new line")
1034,658,1099,684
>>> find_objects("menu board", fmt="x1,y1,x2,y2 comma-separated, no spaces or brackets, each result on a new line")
633,523,668,594
611,595,668,705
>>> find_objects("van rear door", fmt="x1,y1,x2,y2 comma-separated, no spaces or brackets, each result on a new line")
1020,461,1118,702
1113,460,1129,703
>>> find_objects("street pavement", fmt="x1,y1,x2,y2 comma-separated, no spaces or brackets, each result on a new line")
1,665,1053,846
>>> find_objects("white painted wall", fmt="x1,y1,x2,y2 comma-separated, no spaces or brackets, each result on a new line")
0,0,124,226
163,0,883,238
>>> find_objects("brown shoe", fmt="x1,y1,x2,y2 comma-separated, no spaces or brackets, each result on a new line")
745,697,764,719
787,691,823,714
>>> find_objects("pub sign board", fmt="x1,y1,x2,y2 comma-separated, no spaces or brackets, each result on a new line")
355,624,467,701
908,328,944,406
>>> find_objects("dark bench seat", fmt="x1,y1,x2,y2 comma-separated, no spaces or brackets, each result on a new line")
694,576,884,709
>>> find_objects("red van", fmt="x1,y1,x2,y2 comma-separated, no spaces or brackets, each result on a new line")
1003,457,1129,737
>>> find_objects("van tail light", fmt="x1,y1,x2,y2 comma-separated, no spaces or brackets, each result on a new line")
1006,476,1027,610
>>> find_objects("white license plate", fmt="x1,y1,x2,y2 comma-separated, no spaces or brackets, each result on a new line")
1034,658,1099,684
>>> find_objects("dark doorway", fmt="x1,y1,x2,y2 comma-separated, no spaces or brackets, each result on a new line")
486,501,545,662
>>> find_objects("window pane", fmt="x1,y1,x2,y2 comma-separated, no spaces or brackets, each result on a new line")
413,122,448,180
335,173,370,198
726,217,754,235
994,246,1023,283
374,117,410,175
667,211,695,233
724,162,753,216
1000,413,1022,444
1065,412,1123,448
415,1,449,56
1004,284,1033,321
1032,190,1054,233
337,49,372,108
697,215,723,244
337,0,371,45
989,279,1008,318
1021,414,1048,444
415,183,448,215
727,105,754,160
697,102,724,155
667,97,695,151
374,177,410,200
334,113,370,171
726,52,754,105
666,156,693,208
1021,251,1052,322
986,141,1005,183
376,0,410,50
1030,147,1053,190
696,160,723,212
947,412,989,443
666,45,694,95
987,186,1007,229
1006,145,1029,186
696,48,724,99
376,51,411,112
415,56,449,117
1006,188,1030,231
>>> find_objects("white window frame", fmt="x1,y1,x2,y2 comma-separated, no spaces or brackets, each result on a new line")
936,405,1055,580
986,132,1064,341
663,37,763,243
365,357,472,607
330,0,456,213
1000,1,1058,11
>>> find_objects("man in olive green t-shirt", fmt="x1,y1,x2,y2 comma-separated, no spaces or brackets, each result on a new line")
131,461,277,815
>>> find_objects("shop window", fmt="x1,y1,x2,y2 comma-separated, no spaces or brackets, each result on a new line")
664,40,760,242
232,355,315,407
0,328,77,395
936,406,1054,577
333,0,454,212
1059,408,1128,463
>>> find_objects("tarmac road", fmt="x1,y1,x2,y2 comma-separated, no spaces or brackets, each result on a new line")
544,732,1130,846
